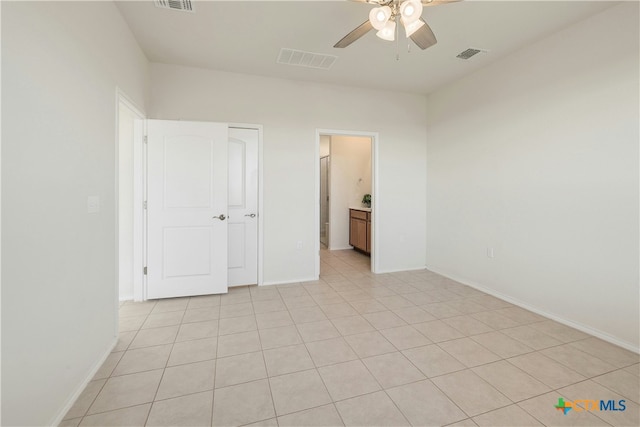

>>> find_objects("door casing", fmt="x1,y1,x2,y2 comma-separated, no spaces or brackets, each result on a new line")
116,89,146,305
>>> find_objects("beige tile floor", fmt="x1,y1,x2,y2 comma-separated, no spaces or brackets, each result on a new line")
62,249,639,426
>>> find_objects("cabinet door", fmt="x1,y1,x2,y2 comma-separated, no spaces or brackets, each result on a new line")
350,217,359,248
366,219,371,254
354,218,367,251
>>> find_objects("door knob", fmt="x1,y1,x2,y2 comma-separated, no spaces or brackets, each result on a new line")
244,213,257,218
212,214,226,221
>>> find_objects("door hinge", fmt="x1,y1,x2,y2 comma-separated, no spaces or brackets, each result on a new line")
143,266,147,275
143,201,147,210
144,135,148,144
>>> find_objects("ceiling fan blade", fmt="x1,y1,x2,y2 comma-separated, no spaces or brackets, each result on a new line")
410,18,437,50
334,20,374,48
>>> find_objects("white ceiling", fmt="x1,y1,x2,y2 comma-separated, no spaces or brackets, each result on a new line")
115,1,617,95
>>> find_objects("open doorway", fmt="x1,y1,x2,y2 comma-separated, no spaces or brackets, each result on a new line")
315,130,378,277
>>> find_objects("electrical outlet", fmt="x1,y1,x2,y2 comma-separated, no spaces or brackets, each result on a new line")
296,241,304,250
87,196,100,213
487,247,494,258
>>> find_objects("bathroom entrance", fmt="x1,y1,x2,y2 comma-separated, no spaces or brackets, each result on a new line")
316,130,377,277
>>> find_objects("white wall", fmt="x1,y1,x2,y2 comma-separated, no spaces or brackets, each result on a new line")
329,136,372,250
1,2,149,425
426,3,639,350
151,63,428,279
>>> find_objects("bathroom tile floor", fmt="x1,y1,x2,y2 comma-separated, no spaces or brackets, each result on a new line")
62,249,639,426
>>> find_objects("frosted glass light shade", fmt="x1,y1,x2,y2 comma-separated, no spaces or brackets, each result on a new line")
404,19,425,37
369,6,392,30
376,20,396,41
400,0,423,24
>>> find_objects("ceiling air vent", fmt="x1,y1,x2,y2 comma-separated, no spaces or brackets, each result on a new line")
277,48,337,70
154,0,194,12
456,48,484,60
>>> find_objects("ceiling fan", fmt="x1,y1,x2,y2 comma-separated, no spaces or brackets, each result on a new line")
334,0,459,50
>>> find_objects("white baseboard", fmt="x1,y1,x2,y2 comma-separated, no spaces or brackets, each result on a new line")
427,265,640,354
50,336,118,426
375,266,428,274
328,246,353,251
261,276,319,287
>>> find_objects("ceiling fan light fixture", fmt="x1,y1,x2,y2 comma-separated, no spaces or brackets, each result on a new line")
369,6,392,30
376,19,396,41
334,0,444,52
400,0,423,24
403,19,425,37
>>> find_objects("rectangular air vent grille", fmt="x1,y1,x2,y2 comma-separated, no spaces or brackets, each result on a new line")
277,48,337,70
154,0,194,12
456,48,483,60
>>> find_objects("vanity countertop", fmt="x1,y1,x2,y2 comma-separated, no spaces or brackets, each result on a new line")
350,206,372,212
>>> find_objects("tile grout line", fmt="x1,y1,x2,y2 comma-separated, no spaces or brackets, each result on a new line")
78,304,156,425
322,260,414,425
82,300,158,425
144,298,187,426
251,291,279,426
209,294,223,427
290,268,361,427
83,249,637,426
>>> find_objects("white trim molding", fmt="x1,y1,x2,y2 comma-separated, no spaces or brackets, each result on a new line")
116,89,146,303
50,337,117,426
262,276,318,287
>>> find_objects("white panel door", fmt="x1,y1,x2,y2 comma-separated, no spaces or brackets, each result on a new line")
147,120,229,299
228,128,259,286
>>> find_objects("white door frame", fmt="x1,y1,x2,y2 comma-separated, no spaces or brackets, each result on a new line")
116,88,146,305
133,121,264,301
314,129,379,277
